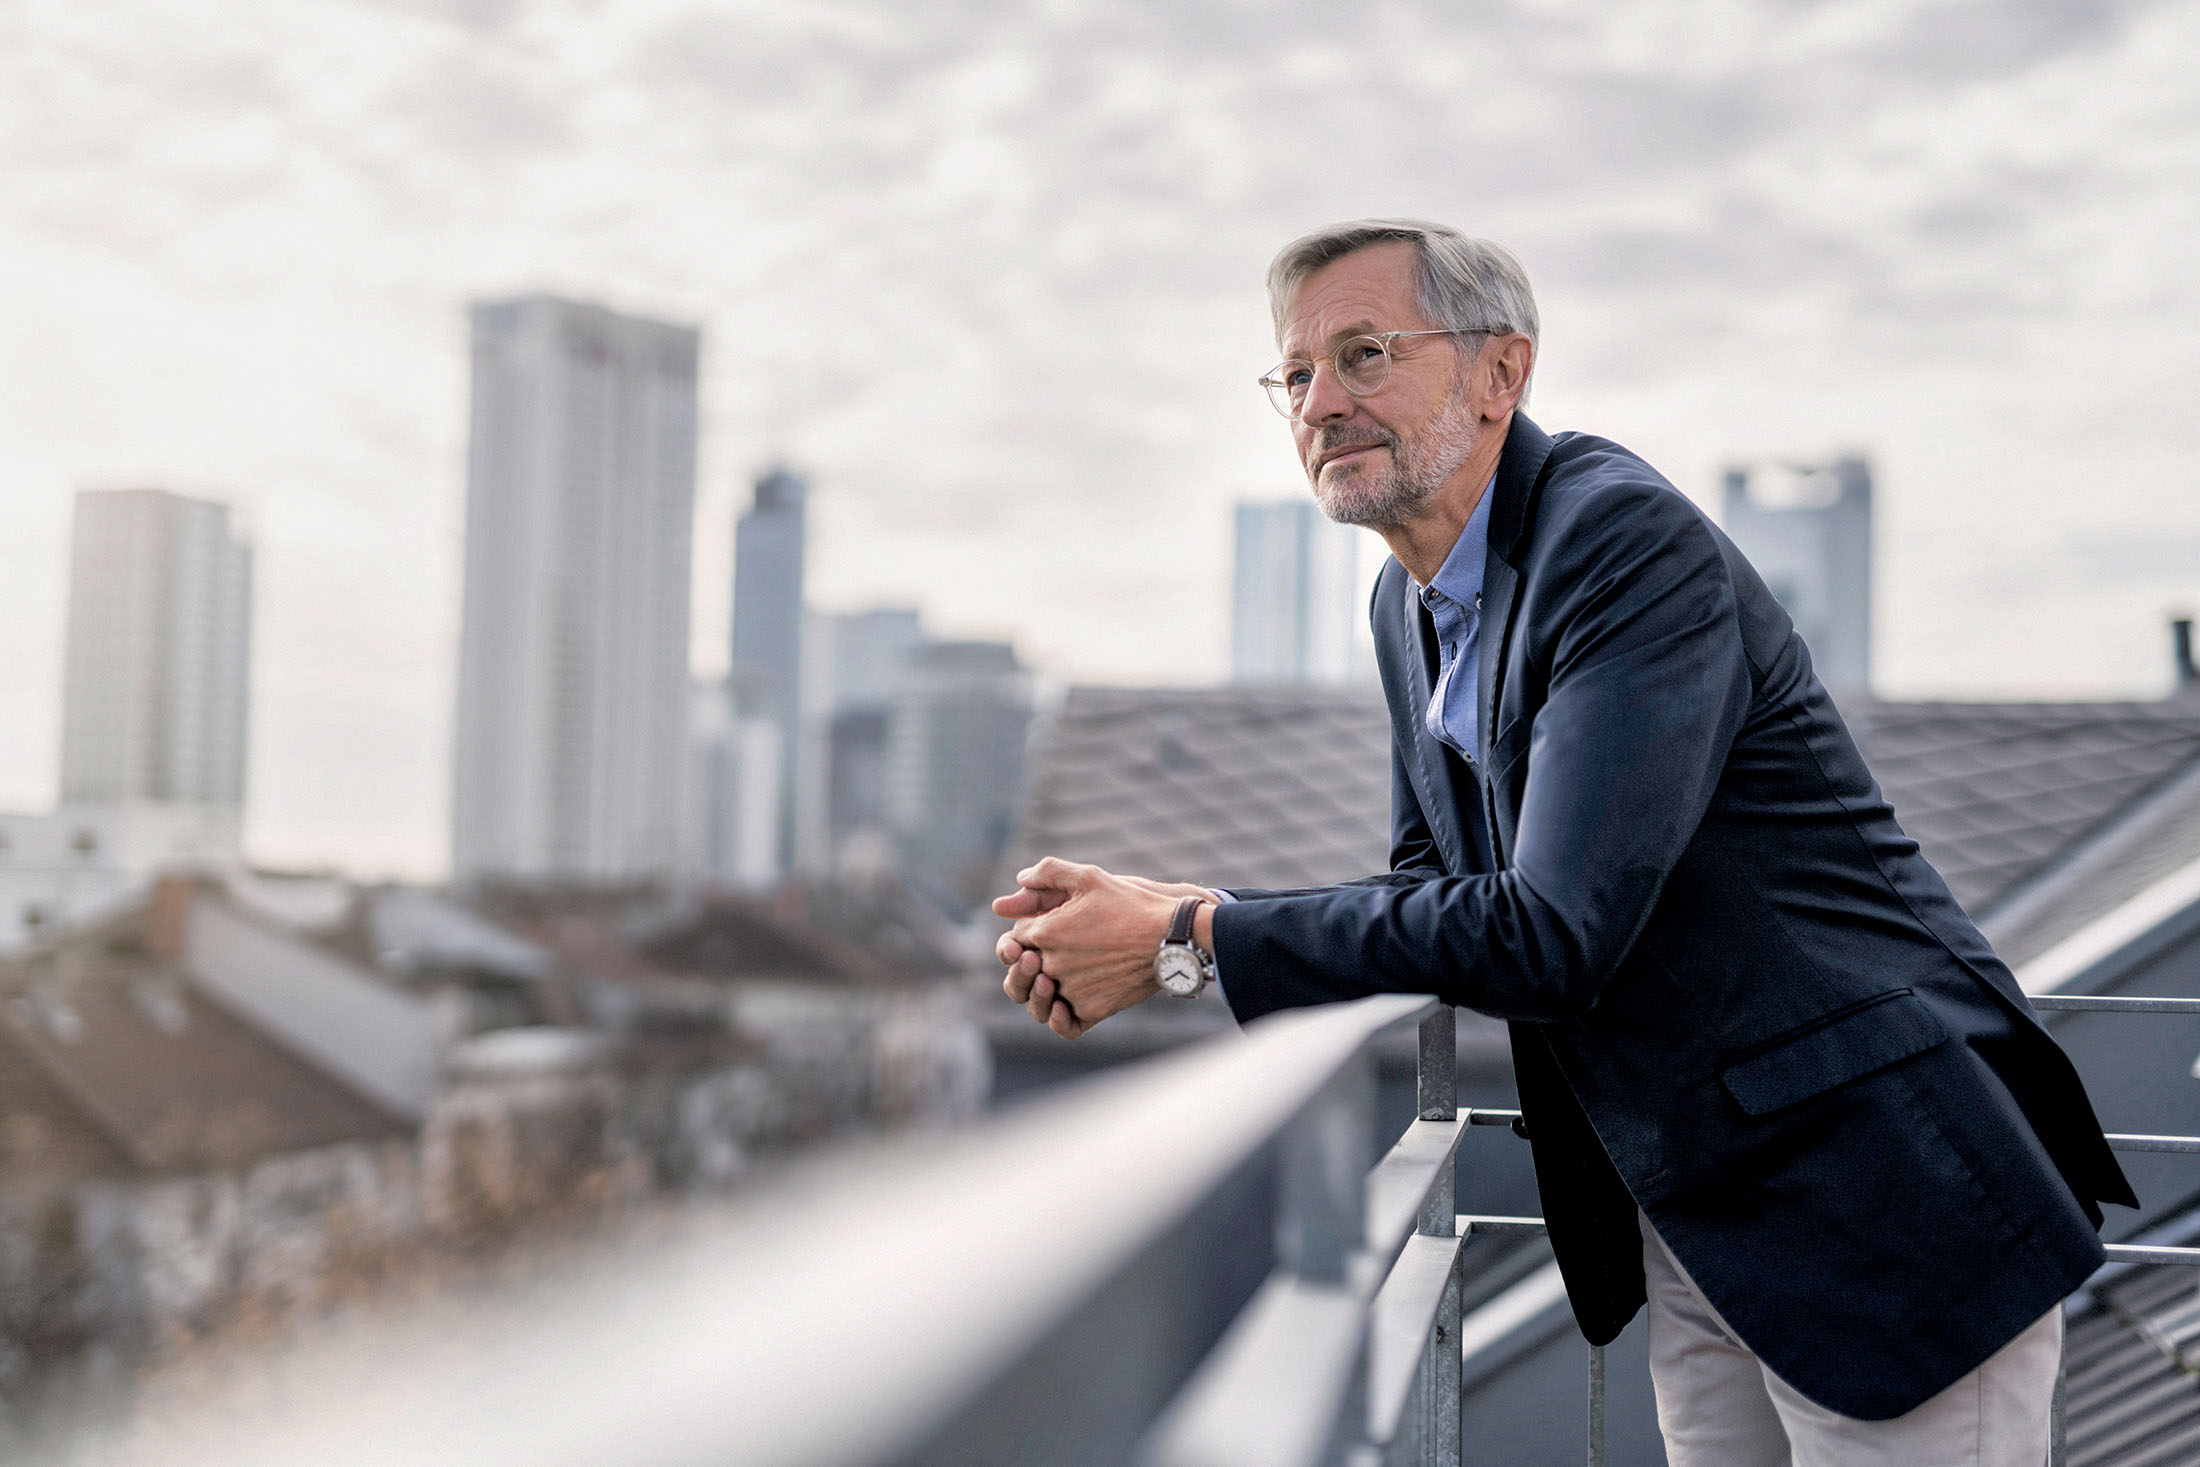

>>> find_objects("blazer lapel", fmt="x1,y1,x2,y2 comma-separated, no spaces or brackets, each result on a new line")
1474,415,1559,860
1475,416,1553,758
1476,552,1518,770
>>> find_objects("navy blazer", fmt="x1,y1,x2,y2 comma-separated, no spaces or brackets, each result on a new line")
1211,414,2135,1419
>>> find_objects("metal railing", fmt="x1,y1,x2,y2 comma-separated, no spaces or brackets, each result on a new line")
74,992,1472,1467
1142,994,1469,1467
1442,993,2200,1467
71,991,2197,1467
2026,993,2200,1466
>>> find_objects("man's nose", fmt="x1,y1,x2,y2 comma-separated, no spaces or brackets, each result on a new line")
1298,361,1356,424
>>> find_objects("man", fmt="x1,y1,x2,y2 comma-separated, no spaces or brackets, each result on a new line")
996,219,2134,1464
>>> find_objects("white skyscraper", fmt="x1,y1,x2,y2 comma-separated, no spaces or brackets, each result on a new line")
452,296,699,882
57,487,253,860
1231,500,1365,686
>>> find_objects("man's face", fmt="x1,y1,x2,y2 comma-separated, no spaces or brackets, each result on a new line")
1277,241,1485,530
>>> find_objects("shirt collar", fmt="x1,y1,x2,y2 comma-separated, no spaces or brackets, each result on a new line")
1418,475,1496,609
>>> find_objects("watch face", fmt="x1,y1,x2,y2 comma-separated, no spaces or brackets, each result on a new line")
1155,945,1205,996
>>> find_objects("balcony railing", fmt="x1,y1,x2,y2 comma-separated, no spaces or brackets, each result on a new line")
2025,993,2200,1467
82,991,2200,1467
92,992,1467,1467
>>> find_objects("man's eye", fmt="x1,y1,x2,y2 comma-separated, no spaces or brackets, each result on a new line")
1340,341,1386,369
1282,364,1314,388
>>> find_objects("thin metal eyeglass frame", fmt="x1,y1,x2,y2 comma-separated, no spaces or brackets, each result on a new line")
1257,327,1505,420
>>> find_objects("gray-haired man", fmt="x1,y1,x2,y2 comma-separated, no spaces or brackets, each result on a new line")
997,219,2129,1464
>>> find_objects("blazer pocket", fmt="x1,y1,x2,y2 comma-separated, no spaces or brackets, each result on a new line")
1720,989,1948,1116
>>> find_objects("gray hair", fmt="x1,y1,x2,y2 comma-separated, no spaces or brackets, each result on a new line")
1266,219,1539,372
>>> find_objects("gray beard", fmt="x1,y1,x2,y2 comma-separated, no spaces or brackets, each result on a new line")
1310,388,1481,531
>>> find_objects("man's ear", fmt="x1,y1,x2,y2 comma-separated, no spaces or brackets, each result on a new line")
1481,334,1534,420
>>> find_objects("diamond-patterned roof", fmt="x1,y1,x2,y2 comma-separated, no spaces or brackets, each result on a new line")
1009,687,2200,925
1842,700,2200,915
1008,686,1392,892
1980,753,2200,968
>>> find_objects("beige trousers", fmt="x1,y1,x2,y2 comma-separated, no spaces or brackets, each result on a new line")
1638,1211,2062,1467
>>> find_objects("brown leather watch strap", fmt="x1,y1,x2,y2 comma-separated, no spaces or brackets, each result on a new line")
1166,894,1204,946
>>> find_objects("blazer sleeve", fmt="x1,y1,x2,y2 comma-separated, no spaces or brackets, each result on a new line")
1212,480,1752,1025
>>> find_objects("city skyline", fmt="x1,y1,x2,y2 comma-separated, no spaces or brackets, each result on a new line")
1,1,2196,878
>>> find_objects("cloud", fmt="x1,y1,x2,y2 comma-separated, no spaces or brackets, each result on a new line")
2064,532,2200,588
3,0,2198,871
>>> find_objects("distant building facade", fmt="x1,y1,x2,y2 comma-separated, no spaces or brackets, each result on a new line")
1231,500,1364,686
731,467,808,873
59,488,252,833
681,673,782,891
3,487,252,950
452,296,699,883
886,641,1034,911
819,607,927,868
1721,457,1873,697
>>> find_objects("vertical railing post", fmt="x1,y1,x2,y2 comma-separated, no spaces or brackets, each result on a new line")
2049,1354,2067,1466
1587,1344,1605,1467
1417,1006,1461,1467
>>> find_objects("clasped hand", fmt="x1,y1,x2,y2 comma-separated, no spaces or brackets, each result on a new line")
992,857,1213,1040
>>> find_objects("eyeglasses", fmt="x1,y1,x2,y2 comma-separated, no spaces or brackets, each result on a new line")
1258,328,1505,419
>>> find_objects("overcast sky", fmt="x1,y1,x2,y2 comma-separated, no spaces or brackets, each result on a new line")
1,0,2196,878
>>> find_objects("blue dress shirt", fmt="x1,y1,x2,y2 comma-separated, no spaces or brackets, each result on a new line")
1418,478,1496,762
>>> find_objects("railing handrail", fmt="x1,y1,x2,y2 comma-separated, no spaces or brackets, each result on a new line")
70,993,1446,1467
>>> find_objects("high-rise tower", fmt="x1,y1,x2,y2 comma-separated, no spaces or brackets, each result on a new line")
452,295,699,882
58,487,253,860
731,466,807,871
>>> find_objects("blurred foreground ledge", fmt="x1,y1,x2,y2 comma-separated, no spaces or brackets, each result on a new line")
39,993,1467,1467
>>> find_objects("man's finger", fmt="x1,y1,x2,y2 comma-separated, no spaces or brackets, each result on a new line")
1018,856,1093,893
1049,998,1085,1040
1003,955,1036,1004
995,931,1022,967
992,886,1045,918
1027,973,1057,1025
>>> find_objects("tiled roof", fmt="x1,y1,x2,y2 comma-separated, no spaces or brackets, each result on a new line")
1981,753,2200,969
475,885,906,987
2065,1259,2200,1465
0,945,407,1177
1008,686,1392,891
1842,699,2200,918
0,1027,132,1186
1010,687,2200,928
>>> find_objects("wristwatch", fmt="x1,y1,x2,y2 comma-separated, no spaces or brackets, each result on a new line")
1155,895,1216,998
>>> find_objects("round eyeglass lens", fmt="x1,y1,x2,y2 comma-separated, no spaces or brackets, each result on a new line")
1333,336,1394,394
1261,336,1398,418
